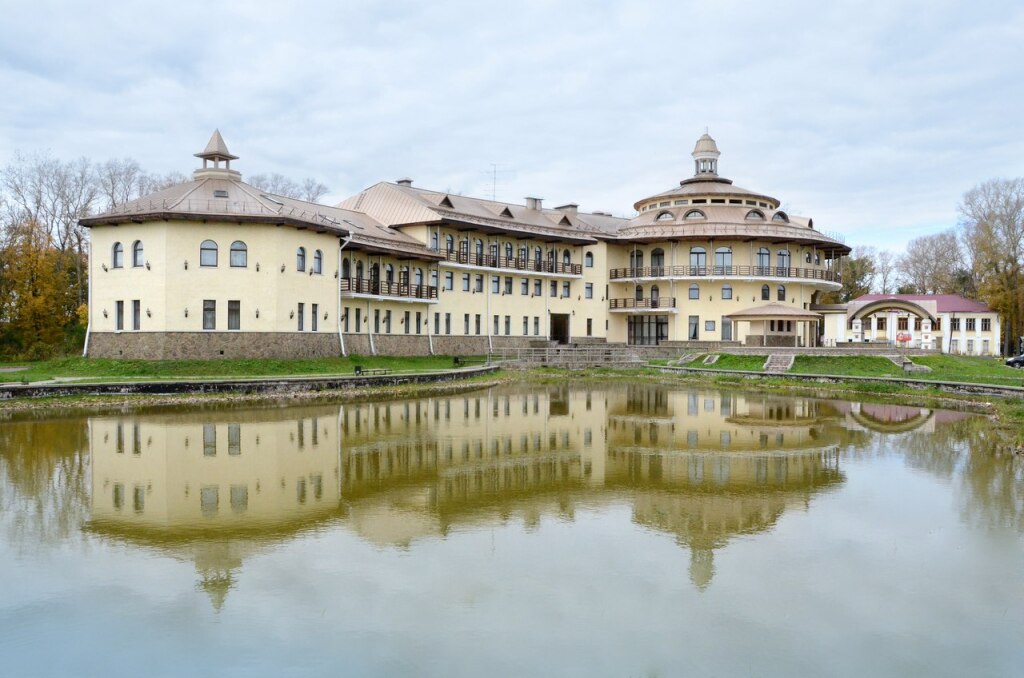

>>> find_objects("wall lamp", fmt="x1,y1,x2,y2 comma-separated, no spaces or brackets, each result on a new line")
323,311,328,320
184,308,189,318
256,263,260,272
101,263,108,272
281,264,286,273
255,309,260,318
102,309,108,318
289,310,294,319
146,308,152,318
145,261,151,270
184,260,188,270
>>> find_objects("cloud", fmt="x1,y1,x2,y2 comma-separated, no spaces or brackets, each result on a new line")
2,0,1023,252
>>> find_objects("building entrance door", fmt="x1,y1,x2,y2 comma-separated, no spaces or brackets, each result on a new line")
550,314,570,344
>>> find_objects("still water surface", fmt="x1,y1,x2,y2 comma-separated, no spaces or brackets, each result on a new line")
1,384,1022,677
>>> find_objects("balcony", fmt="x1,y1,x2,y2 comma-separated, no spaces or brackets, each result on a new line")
340,278,438,301
608,265,840,283
609,297,677,312
442,250,582,276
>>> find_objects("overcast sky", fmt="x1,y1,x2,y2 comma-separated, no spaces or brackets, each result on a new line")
2,0,1022,251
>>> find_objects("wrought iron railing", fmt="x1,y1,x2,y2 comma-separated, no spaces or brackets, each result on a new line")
340,278,438,299
442,250,582,275
609,297,677,310
608,265,841,282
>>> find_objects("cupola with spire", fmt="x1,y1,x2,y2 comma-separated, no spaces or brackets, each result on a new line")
193,129,241,181
692,131,720,176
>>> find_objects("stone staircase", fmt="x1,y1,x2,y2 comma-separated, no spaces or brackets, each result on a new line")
763,354,794,373
883,354,932,373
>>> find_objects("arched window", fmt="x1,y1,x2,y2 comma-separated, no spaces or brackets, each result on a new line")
132,240,144,267
230,241,247,267
505,243,513,260
778,285,786,301
584,252,594,268
385,264,394,283
761,284,770,301
689,247,706,269
355,261,364,280
313,249,323,274
777,249,791,271
200,240,218,267
689,283,700,300
722,284,733,300
651,248,665,270
415,268,423,286
745,209,766,221
629,250,643,270
714,247,732,271
518,246,528,262
651,285,660,301
296,247,306,272
635,285,643,301
112,242,124,268
474,239,484,258
370,263,379,281
684,209,706,220
534,247,542,263
431,231,439,250
489,243,498,263
655,211,673,221
772,211,789,223
342,258,351,279
399,265,409,285
445,234,454,253
756,247,770,270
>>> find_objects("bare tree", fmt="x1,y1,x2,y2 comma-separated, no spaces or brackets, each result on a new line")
301,178,329,203
874,249,897,294
897,230,964,295
249,172,329,203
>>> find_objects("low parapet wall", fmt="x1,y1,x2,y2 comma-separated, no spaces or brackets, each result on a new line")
0,366,499,400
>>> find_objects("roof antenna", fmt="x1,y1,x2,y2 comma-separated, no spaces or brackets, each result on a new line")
482,163,507,202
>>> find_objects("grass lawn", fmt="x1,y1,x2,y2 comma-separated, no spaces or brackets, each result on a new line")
913,354,1024,386
791,355,903,377
0,355,477,384
691,354,767,371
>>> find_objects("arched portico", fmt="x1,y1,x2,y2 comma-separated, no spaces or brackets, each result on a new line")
851,299,935,324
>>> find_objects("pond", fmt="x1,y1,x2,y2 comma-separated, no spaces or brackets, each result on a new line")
1,383,1022,677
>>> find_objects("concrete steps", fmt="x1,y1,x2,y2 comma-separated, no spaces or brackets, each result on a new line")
763,354,794,373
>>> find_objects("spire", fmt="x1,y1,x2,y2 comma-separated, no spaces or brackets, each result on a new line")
193,129,241,180
691,131,720,176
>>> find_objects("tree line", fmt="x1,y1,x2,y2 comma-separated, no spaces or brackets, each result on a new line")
826,178,1024,355
0,152,328,359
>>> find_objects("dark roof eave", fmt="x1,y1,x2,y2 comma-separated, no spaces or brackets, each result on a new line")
79,211,351,237
440,217,597,245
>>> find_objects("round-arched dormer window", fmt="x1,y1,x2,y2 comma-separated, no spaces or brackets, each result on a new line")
772,211,789,223
684,209,706,220
745,209,766,221
655,211,674,221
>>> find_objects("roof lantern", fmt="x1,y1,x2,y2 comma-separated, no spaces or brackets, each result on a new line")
692,130,720,177
193,129,241,180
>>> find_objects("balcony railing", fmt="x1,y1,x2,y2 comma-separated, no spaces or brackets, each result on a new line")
340,278,438,300
609,265,841,282
442,250,582,275
609,297,677,310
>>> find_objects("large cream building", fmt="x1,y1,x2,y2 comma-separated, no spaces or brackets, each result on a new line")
81,131,851,358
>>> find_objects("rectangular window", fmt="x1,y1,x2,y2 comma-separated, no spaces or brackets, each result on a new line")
116,300,124,331
464,314,470,334
898,317,908,331
966,318,976,331
343,306,350,332
877,317,886,330
534,280,542,296
445,313,451,335
203,300,216,330
967,339,975,353
534,316,540,335
983,339,990,354
688,315,699,340
504,277,513,294
705,320,716,332
982,318,991,331
445,271,453,290
951,318,960,331
385,310,392,333
228,300,240,330
374,309,380,333
722,317,733,341
562,282,570,297
585,283,593,299
462,274,470,291
504,315,511,336
354,308,361,332
475,314,481,335
550,281,558,297
934,318,941,331
475,275,483,292
914,318,921,331
132,300,140,331
434,312,440,335
311,303,318,332
521,278,529,295
493,315,500,335
228,423,241,455
722,286,732,300
492,276,500,293
297,303,304,331
587,318,593,336
950,339,959,352
523,316,529,336
203,424,216,456
404,310,411,334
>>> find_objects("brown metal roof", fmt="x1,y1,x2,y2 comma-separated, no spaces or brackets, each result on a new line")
726,303,823,320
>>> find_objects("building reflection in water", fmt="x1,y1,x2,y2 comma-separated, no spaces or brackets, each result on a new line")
87,385,957,604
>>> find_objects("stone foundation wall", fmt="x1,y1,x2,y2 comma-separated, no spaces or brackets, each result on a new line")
431,336,491,356
743,336,799,348
88,332,342,360
342,334,372,356
371,335,432,356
